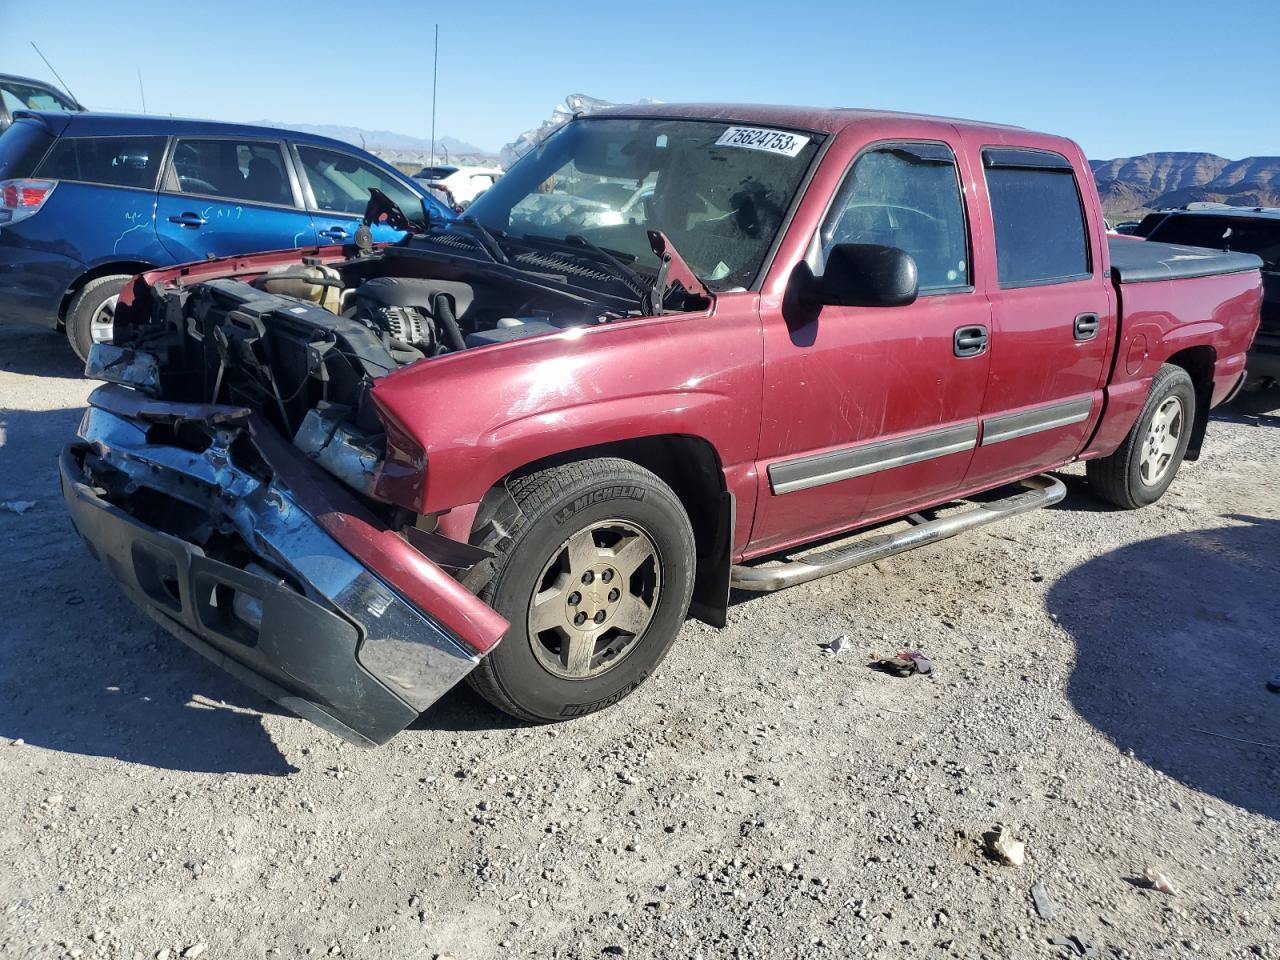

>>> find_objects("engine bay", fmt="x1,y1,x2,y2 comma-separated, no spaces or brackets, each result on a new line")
115,247,619,437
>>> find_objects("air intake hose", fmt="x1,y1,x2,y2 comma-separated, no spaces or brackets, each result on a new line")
432,293,467,352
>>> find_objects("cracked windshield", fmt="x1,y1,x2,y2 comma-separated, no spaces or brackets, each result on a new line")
466,117,822,290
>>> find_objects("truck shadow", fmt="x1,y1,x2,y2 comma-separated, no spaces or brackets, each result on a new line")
1048,516,1280,820
0,405,298,776
1213,385,1280,429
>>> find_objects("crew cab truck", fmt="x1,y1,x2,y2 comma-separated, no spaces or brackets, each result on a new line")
60,105,1264,745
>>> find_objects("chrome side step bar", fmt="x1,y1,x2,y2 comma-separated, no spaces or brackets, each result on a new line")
730,474,1066,593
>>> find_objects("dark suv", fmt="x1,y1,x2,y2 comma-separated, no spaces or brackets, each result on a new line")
1145,208,1280,384
0,111,452,359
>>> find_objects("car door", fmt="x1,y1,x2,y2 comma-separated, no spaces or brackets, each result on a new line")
154,137,315,261
290,143,427,246
959,146,1113,489
750,139,992,554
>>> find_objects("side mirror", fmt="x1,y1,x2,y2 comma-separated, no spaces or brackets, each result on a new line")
807,243,918,308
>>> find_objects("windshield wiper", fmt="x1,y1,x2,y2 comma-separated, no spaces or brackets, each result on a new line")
449,216,510,264
563,234,654,313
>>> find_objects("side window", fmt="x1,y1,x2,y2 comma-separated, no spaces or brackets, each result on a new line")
36,136,167,189
983,149,1089,286
821,142,970,293
169,139,292,206
295,145,420,219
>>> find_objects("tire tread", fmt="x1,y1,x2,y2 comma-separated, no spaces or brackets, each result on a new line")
466,458,692,722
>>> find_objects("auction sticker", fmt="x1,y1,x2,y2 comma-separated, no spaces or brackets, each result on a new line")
715,126,810,158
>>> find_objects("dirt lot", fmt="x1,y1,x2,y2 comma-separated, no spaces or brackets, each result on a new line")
1,324,1277,960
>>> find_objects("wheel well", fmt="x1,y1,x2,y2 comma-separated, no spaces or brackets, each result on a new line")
58,262,154,326
479,436,734,628
1165,345,1215,461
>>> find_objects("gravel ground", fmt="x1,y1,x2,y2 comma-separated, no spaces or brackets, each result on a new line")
1,325,1277,960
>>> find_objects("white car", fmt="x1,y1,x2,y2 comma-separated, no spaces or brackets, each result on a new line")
412,164,503,208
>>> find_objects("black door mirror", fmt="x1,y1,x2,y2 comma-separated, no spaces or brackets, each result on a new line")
807,243,918,307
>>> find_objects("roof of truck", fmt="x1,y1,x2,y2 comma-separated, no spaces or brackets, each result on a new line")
592,102,1033,138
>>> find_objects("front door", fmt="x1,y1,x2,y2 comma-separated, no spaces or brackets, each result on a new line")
155,137,314,261
290,143,424,246
751,140,991,554
961,147,1113,489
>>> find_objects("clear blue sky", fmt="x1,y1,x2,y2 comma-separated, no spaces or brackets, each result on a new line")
2,0,1275,159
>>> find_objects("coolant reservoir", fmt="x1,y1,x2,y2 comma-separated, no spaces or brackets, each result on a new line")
258,264,343,312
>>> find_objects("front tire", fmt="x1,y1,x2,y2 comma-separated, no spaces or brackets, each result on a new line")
467,458,696,722
1087,364,1196,509
66,274,130,363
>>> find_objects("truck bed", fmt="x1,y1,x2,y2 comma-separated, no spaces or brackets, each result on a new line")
1108,236,1263,283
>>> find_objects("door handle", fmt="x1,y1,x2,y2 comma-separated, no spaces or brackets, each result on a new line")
1074,312,1100,341
953,325,989,358
167,212,207,228
318,226,350,241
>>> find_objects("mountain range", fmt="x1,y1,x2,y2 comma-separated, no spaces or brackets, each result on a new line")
249,121,490,159
1091,152,1280,219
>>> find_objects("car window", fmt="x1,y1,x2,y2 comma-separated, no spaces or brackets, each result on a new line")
1,82,77,113
1147,215,1280,272
0,119,55,178
35,135,167,189
170,138,292,206
821,142,970,293
296,145,422,220
983,149,1090,286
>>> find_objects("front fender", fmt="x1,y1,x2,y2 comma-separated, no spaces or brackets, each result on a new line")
370,300,765,514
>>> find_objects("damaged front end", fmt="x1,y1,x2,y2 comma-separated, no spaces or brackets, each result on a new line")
61,381,507,746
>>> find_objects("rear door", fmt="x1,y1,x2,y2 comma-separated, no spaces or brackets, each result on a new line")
290,143,426,245
961,147,1113,489
155,137,314,261
751,139,991,554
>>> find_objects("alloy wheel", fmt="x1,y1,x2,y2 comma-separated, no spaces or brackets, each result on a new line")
526,519,661,680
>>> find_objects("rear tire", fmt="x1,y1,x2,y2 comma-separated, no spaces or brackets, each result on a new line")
466,458,696,722
66,274,130,363
1087,363,1196,509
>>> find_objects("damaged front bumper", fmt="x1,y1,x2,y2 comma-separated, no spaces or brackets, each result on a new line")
60,385,507,746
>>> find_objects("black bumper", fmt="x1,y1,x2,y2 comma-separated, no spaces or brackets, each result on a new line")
60,435,480,746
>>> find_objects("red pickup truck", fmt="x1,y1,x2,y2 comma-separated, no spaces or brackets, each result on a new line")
61,104,1264,745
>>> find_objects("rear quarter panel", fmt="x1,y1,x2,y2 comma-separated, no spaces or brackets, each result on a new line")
1082,269,1262,458
0,183,168,326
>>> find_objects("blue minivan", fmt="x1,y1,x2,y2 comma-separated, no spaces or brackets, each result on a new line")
0,111,453,358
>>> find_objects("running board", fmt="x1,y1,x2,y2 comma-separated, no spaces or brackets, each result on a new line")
730,474,1066,593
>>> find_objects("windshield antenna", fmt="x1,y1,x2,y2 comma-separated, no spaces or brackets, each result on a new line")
30,41,79,106
137,66,147,114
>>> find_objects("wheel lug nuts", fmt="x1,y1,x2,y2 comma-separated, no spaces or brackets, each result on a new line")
608,588,620,602
594,610,607,624
581,571,595,584
568,592,581,606
573,612,587,626
601,569,614,583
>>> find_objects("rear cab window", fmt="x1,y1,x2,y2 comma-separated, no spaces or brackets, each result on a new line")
983,148,1090,286
166,138,294,207
821,141,971,294
0,118,55,179
36,135,167,189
